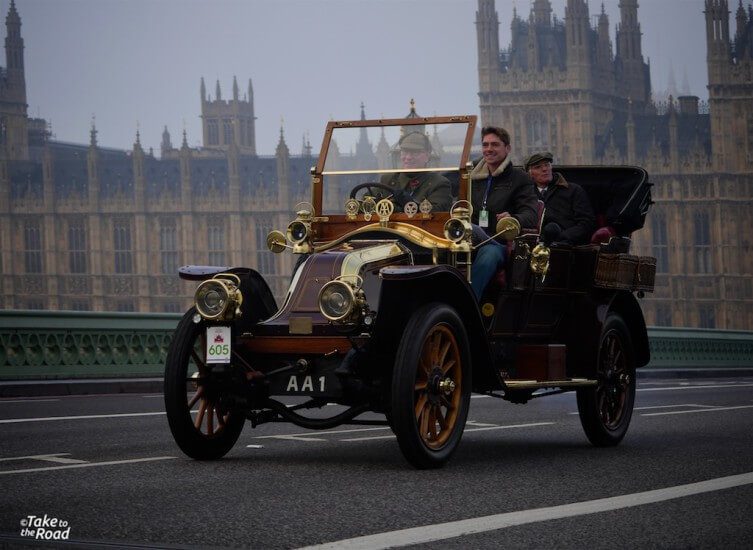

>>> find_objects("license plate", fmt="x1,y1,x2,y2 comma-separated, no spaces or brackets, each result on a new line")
270,371,342,398
206,326,231,364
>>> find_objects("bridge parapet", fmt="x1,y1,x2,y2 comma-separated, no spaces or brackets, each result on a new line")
0,311,752,379
647,327,753,368
0,310,180,378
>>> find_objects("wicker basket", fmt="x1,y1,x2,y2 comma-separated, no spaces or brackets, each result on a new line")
634,256,656,291
594,253,638,290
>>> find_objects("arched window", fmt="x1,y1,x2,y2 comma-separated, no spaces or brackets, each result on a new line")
160,219,178,275
113,218,133,274
23,220,43,273
525,112,549,156
693,211,711,274
68,221,88,274
651,212,668,273
207,218,225,266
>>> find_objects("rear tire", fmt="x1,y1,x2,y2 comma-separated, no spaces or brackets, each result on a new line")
391,303,471,469
577,313,636,446
164,309,244,459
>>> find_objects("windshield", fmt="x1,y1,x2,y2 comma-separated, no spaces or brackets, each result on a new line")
315,117,476,216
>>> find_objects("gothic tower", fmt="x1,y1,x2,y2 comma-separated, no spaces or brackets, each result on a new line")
0,0,28,160
476,0,500,96
200,76,257,155
615,0,651,106
706,0,753,172
565,0,592,87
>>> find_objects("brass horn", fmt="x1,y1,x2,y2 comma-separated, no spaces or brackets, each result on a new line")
266,230,289,253
495,216,521,241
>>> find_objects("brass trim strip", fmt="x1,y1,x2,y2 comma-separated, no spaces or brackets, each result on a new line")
322,167,461,176
340,242,408,280
314,222,452,253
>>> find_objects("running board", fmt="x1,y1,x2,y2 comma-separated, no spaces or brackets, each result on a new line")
504,378,597,390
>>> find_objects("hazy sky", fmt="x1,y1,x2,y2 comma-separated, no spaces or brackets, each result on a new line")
12,0,722,155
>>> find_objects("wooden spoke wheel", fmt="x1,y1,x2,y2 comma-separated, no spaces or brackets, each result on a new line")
392,303,471,469
164,308,244,460
577,313,636,447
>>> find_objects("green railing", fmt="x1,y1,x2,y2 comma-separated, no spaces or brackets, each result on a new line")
0,311,752,380
646,327,753,369
0,310,181,379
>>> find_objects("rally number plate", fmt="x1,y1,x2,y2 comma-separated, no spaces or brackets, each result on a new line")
205,326,231,364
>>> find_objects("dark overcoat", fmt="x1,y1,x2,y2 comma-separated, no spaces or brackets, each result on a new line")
537,172,596,245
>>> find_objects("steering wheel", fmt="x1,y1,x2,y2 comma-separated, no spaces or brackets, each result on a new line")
349,182,396,201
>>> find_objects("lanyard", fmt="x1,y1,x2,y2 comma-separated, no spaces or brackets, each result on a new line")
482,174,493,209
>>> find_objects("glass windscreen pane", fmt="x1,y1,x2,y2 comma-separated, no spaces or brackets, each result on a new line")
320,121,470,215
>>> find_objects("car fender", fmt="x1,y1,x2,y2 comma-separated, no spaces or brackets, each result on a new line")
607,291,650,367
372,265,497,391
179,265,278,326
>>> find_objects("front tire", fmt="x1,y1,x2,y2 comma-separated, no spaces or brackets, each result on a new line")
577,313,636,446
391,303,471,469
164,309,245,459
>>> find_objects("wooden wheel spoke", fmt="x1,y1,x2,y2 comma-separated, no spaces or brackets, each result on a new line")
414,393,428,419
435,406,447,431
414,380,428,391
441,358,456,376
419,354,432,376
440,394,453,409
187,386,204,409
194,400,207,429
613,348,623,369
427,407,437,440
207,404,214,435
438,340,451,368
430,332,441,365
190,348,206,371
419,406,430,438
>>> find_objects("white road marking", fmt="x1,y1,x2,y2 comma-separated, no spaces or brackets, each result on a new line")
638,382,753,392
569,403,717,415
246,444,264,449
0,398,60,404
252,426,389,440
641,404,753,416
0,411,165,424
341,422,555,442
298,472,753,550
34,455,89,464
0,453,86,464
342,434,395,442
0,456,176,476
634,404,717,410
464,422,555,432
466,420,500,427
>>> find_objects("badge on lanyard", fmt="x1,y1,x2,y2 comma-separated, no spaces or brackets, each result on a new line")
479,174,492,228
479,209,489,228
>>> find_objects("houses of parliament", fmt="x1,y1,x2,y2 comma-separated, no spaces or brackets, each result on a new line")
1,0,752,330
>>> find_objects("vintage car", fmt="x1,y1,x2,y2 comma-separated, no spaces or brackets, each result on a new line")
164,115,656,469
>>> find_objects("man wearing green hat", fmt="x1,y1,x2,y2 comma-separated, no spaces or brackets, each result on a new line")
379,131,452,211
525,151,595,246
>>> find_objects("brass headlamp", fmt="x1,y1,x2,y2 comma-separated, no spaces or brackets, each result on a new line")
194,273,243,321
318,276,367,324
444,202,473,246
286,204,314,254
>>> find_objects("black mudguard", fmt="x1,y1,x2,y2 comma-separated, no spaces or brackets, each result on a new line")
373,265,499,392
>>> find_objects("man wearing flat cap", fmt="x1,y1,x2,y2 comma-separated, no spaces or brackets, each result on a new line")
525,151,595,246
379,131,452,211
